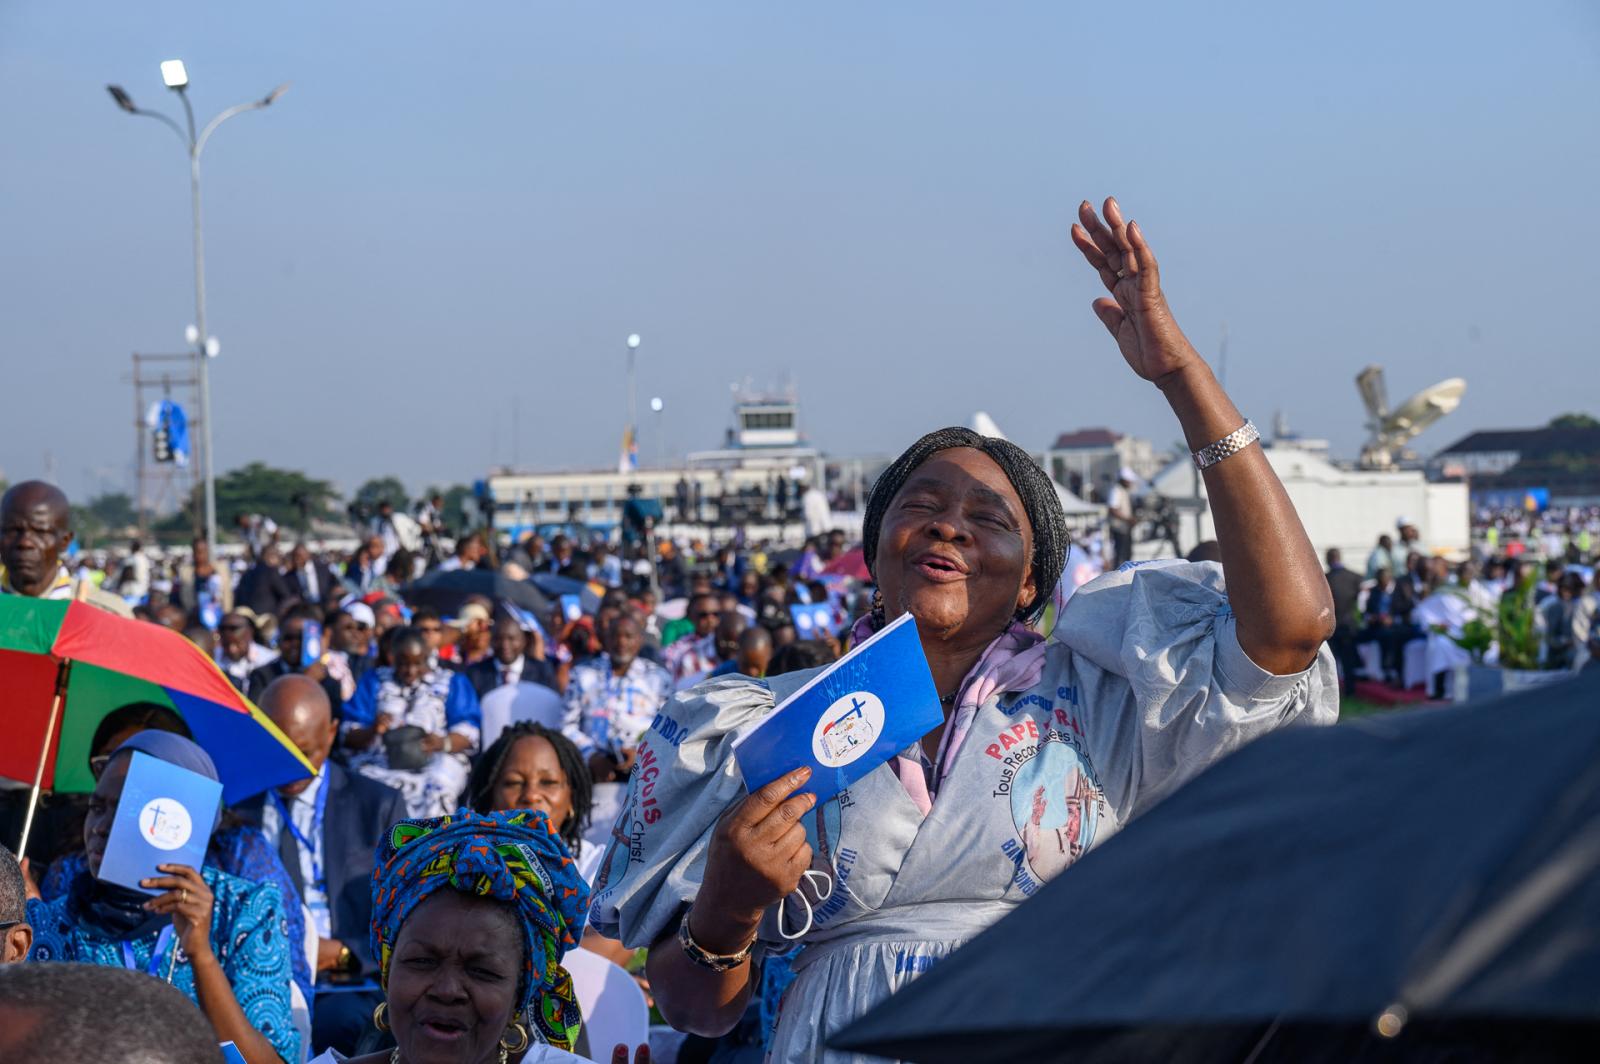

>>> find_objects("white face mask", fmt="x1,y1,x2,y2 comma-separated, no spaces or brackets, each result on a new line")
776,869,836,941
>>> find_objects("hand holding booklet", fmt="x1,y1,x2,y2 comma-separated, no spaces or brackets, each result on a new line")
733,613,942,802
97,751,221,893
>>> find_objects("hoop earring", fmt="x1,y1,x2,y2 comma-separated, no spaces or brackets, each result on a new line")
498,1022,530,1062
372,1001,390,1032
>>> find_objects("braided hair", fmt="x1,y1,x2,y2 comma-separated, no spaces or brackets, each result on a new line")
862,426,1068,626
468,722,592,852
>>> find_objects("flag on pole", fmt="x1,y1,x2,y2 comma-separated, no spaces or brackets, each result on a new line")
618,425,638,474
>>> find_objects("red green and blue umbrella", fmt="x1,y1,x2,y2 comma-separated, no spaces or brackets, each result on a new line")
0,595,313,850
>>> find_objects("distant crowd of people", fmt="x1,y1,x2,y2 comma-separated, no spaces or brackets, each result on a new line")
1324,515,1600,696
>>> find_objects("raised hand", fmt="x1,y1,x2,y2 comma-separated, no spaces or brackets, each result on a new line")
1070,197,1201,384
142,863,215,963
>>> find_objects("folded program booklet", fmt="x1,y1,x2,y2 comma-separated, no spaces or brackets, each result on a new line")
98,751,221,894
733,613,941,803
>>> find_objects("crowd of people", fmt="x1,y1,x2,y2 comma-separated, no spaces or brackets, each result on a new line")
1,474,865,1062
1321,516,1600,698
0,196,1590,1064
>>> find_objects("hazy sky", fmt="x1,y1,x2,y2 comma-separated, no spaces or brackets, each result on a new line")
3,1,1597,501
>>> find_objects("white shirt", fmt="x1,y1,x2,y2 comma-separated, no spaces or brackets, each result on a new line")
260,766,332,937
216,642,279,684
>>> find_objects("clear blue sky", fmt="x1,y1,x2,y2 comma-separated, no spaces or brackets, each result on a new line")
3,0,1597,501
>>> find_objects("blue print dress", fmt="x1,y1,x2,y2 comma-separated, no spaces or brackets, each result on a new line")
588,561,1339,1063
28,864,301,1064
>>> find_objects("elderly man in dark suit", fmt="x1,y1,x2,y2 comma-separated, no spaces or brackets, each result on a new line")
233,674,406,1055
287,542,344,606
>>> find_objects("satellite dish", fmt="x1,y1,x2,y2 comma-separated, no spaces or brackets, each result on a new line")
1356,364,1467,469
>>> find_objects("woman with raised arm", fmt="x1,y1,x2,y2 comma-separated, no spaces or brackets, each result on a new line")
587,199,1338,1062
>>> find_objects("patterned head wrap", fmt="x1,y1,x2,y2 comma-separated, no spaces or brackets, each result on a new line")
370,809,590,1051
862,426,1068,625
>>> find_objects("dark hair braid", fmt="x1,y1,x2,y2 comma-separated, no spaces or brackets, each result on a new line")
862,426,1068,625
468,722,592,852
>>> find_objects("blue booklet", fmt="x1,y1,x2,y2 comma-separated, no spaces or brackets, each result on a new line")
560,594,584,622
733,613,940,802
98,751,222,894
504,602,548,641
789,602,836,639
219,1043,248,1064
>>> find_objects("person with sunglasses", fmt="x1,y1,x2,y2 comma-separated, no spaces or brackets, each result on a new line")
662,592,721,687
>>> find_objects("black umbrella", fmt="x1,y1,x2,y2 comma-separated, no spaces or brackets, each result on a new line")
832,671,1600,1063
402,568,551,619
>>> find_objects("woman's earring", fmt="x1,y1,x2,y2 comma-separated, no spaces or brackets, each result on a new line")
372,1001,390,1032
498,1022,530,1063
870,588,885,627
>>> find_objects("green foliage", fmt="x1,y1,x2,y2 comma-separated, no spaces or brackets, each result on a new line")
1495,574,1543,670
70,505,107,550
354,476,409,513
159,463,341,537
1453,617,1495,662
86,491,138,530
1547,412,1599,430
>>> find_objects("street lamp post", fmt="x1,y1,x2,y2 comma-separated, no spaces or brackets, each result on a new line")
107,61,288,557
650,396,665,467
624,333,642,471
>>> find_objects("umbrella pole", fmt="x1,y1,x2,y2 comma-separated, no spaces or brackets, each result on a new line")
17,659,71,856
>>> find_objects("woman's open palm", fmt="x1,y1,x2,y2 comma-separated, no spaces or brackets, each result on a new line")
1070,198,1198,383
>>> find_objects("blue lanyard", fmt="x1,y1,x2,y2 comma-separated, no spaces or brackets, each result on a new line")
122,925,176,980
270,775,328,888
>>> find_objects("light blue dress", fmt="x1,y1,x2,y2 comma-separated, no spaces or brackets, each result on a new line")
588,561,1339,1063
29,864,301,1064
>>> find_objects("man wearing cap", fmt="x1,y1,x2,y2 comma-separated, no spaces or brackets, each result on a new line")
215,610,279,691
0,481,134,617
443,599,495,668
1396,516,1429,561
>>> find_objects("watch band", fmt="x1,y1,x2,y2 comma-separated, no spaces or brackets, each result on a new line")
1192,419,1260,470
677,910,755,972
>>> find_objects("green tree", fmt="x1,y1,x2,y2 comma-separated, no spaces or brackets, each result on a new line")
70,505,108,550
1548,412,1599,430
354,476,410,514
157,463,340,538
86,491,138,530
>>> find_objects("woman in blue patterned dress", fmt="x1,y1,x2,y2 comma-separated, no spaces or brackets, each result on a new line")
341,626,481,817
38,701,315,1014
28,731,299,1063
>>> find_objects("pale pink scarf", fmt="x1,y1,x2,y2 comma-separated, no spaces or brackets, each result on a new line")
853,615,1049,816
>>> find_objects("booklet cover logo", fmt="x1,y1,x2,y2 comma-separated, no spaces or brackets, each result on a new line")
812,691,885,768
139,798,194,851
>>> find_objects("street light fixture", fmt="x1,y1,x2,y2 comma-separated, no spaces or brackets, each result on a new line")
106,61,288,562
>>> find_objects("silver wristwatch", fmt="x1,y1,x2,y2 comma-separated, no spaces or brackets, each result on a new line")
1191,420,1260,470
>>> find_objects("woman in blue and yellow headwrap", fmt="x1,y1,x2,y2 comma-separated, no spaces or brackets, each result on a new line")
314,809,592,1064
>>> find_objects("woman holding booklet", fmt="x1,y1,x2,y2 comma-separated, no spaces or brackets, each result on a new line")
587,198,1339,1062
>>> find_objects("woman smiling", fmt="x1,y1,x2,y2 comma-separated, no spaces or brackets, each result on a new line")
586,199,1339,1062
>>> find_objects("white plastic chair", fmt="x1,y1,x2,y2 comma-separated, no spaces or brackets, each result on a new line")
565,947,649,1063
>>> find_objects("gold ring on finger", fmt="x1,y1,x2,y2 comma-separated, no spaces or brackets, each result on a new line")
181,888,188,904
